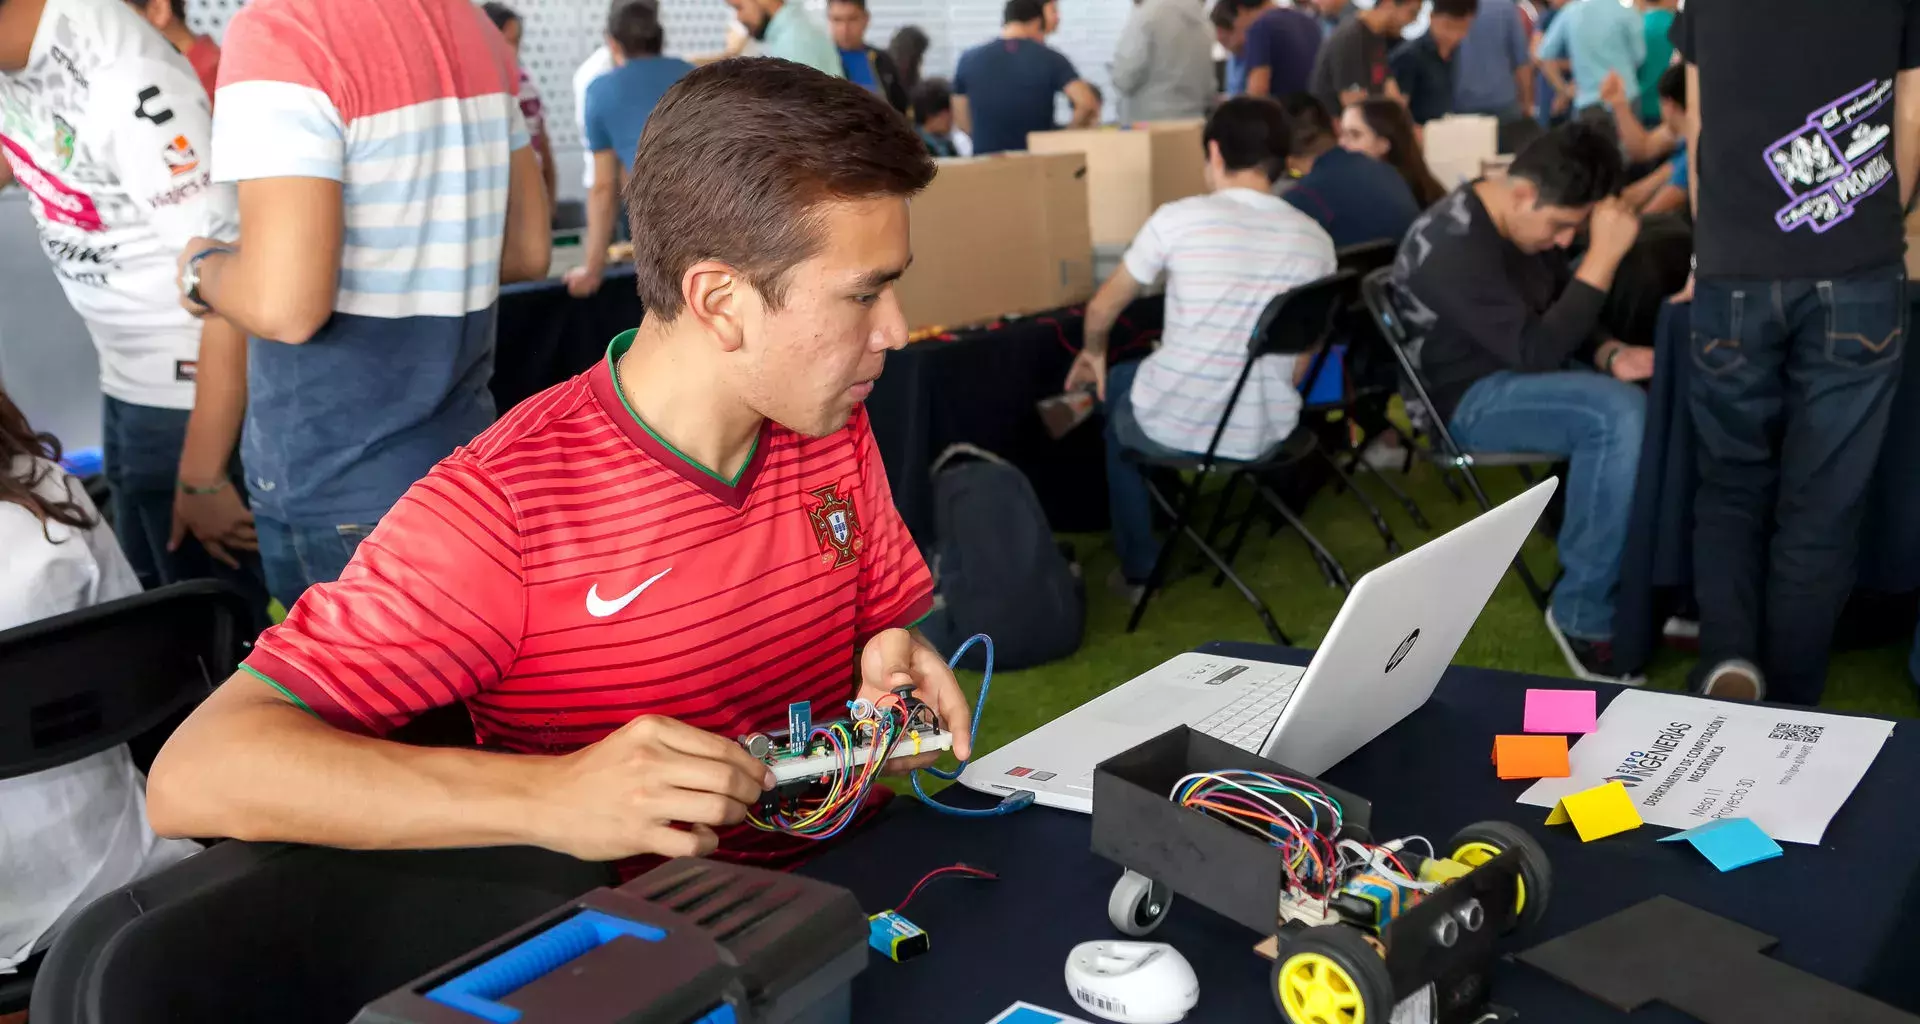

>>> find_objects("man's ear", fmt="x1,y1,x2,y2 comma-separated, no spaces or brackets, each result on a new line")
683,260,750,352
1511,177,1540,211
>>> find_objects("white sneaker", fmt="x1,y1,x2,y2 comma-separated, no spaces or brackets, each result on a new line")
1701,659,1764,702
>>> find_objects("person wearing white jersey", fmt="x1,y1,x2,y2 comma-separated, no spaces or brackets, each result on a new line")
0,0,262,602
0,386,201,974
1064,97,1336,596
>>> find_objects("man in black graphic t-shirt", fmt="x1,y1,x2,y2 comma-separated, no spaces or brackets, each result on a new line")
1676,1,1920,707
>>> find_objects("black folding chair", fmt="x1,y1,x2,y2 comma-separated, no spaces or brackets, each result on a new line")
1358,267,1559,610
1121,271,1365,645
30,842,614,1024
0,580,254,1013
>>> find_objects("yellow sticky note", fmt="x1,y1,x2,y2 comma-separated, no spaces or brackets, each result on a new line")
1492,734,1571,780
1544,780,1642,841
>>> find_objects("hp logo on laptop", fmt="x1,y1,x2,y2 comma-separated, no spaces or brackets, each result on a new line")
1386,629,1419,672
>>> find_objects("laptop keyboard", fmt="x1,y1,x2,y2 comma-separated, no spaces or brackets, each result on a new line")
1193,676,1302,752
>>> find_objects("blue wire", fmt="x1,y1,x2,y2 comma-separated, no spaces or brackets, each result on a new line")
911,633,1033,818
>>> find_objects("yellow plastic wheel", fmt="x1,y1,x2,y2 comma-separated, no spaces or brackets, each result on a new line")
1451,840,1526,916
1444,820,1553,933
1270,926,1392,1024
1278,953,1366,1024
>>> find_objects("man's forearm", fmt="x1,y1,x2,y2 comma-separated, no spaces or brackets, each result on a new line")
149,683,560,851
197,248,332,345
1082,273,1138,357
1686,64,1700,218
1895,69,1920,206
178,315,248,485
1515,65,1534,112
584,181,617,273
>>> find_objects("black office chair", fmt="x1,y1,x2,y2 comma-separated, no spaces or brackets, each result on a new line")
1359,267,1560,609
1120,271,1366,645
0,580,254,1013
1335,240,1398,279
30,841,615,1024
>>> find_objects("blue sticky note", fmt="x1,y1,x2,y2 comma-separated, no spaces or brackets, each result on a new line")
1658,818,1784,872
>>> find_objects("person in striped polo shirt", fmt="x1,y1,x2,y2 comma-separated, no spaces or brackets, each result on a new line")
1067,97,1338,596
149,59,973,870
173,0,553,610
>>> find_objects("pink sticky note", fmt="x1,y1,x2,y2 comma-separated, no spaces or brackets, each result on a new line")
1524,688,1597,734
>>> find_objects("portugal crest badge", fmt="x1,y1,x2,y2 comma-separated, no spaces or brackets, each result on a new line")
806,483,863,569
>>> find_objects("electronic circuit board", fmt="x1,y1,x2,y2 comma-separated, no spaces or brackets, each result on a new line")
738,695,952,785
755,726,954,784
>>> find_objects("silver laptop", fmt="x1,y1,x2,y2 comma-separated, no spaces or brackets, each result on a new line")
960,478,1557,812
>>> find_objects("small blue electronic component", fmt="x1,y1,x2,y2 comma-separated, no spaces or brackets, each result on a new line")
787,702,812,752
867,911,928,962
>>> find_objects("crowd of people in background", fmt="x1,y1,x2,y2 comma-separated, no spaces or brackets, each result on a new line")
3,0,1919,988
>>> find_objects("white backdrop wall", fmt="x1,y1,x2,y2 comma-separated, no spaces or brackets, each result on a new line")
184,0,1138,198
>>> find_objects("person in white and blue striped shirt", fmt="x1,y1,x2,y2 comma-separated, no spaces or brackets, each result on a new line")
1064,97,1336,592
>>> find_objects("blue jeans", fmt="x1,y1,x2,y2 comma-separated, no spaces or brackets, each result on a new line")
1690,267,1906,705
255,511,378,610
101,397,268,611
1449,370,1645,640
1104,360,1196,583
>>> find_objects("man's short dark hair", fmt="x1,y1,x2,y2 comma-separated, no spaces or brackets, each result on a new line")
480,2,518,31
1277,92,1334,151
1209,0,1260,29
830,0,868,8
1205,96,1293,182
608,0,664,57
1430,0,1478,17
1508,121,1625,208
1657,64,1685,109
1003,0,1047,26
625,59,936,321
911,78,952,126
120,0,190,21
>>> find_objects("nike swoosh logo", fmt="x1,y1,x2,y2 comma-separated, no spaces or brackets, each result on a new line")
585,568,672,619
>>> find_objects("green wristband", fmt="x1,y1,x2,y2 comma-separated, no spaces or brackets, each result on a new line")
179,478,230,496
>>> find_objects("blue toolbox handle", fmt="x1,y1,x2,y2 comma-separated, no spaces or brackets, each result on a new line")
425,910,666,1023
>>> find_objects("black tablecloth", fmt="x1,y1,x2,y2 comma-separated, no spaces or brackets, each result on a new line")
491,276,1156,544
1614,300,1920,673
801,642,1920,1022
867,300,1162,542
491,269,643,414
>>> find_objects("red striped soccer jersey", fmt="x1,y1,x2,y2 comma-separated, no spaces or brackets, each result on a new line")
243,331,933,865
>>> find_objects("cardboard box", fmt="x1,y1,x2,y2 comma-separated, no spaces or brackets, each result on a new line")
1424,115,1499,190
1027,120,1208,247
893,152,1094,332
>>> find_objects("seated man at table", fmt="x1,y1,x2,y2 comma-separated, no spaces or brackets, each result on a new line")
146,61,973,872
1276,93,1420,248
1391,122,1651,685
1064,97,1337,599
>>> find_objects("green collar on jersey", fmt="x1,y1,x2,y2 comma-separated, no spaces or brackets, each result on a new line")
605,330,758,488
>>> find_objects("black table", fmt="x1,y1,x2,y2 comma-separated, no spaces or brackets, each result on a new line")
868,300,1162,541
493,274,1161,544
801,642,1920,1022
492,269,643,414
1614,299,1920,674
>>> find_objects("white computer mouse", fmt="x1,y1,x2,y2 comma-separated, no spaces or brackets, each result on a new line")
1064,940,1200,1024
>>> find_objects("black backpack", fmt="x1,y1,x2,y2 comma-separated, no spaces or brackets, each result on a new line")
918,444,1085,670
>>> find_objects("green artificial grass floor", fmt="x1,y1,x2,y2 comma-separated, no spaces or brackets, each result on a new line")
949,461,1919,765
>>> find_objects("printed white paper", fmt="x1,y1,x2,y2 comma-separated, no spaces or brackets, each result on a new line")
1518,689,1892,844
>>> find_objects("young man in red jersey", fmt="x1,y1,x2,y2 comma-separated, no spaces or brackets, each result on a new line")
147,58,969,868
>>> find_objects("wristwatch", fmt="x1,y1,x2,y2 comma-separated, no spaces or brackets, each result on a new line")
180,245,235,309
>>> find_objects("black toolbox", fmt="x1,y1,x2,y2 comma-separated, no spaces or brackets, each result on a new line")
352,858,867,1024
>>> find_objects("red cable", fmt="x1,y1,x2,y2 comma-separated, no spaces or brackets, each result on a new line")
893,864,998,914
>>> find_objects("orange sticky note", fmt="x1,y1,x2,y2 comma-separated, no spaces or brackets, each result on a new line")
1544,780,1643,841
1492,734,1570,780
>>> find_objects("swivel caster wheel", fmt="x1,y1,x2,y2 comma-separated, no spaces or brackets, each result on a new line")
1107,869,1173,936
